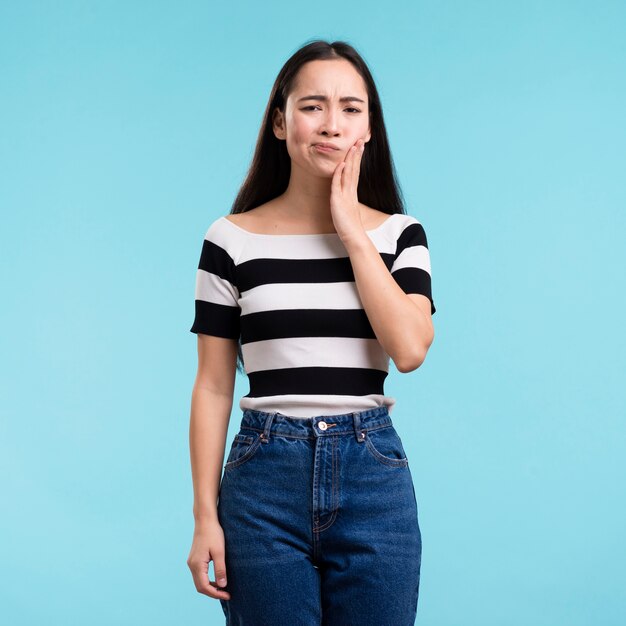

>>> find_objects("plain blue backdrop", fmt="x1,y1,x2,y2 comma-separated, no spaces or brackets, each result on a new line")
1,1,624,624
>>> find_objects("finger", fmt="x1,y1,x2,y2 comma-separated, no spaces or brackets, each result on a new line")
208,552,231,599
349,140,362,194
190,563,231,600
349,143,360,194
357,138,365,165
189,560,231,600
208,579,232,600
213,557,228,589
332,160,346,196
345,143,358,188
350,139,365,191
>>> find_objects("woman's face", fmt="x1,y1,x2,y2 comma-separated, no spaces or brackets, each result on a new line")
273,59,372,177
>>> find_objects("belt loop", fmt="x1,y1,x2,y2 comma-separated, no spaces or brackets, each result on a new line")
260,412,276,443
352,412,366,443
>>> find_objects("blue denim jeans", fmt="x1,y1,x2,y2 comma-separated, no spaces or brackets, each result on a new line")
217,405,422,625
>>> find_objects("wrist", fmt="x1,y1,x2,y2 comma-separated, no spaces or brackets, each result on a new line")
340,230,371,251
193,507,219,525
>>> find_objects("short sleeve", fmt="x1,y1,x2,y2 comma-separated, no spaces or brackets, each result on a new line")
390,218,436,315
189,226,241,339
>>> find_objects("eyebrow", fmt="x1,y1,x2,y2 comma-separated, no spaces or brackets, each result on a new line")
297,95,366,104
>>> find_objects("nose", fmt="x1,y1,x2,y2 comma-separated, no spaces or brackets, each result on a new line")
319,108,340,136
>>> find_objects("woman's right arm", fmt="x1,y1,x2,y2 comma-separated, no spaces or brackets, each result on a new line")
186,333,238,601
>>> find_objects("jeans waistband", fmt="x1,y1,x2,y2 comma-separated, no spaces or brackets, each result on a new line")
239,405,393,440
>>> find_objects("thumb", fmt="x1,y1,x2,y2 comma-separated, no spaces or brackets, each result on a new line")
213,558,228,588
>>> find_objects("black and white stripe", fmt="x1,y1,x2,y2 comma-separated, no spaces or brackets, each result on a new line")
190,213,435,418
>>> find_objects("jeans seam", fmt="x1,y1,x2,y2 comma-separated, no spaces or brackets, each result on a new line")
313,436,340,533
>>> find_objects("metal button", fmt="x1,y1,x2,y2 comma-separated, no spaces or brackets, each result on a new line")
318,421,328,430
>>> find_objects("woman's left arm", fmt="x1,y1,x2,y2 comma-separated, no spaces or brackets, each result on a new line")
331,137,434,373
344,234,434,372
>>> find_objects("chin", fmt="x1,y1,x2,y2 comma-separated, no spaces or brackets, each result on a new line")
298,158,335,177
313,164,336,178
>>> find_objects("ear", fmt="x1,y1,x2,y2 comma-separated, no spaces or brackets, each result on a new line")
272,107,286,140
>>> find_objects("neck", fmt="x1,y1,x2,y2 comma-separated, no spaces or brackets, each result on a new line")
276,162,337,225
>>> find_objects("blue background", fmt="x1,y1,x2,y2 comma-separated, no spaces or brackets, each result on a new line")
1,1,624,624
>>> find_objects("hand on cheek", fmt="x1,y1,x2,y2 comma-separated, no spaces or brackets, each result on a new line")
329,138,366,242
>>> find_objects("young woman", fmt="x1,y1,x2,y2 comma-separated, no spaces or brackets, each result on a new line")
187,40,436,625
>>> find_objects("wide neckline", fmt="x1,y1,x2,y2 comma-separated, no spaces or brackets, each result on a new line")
219,213,397,238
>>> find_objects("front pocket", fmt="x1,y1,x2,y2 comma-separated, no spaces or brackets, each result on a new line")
363,425,409,467
224,432,262,470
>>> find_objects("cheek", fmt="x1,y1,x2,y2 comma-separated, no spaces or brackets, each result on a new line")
352,123,370,144
289,121,314,147
287,112,316,139
285,125,317,161
285,135,306,162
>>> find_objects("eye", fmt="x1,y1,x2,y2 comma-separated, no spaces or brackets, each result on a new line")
301,106,361,113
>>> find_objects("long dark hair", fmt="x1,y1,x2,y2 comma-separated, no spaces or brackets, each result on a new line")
230,39,408,374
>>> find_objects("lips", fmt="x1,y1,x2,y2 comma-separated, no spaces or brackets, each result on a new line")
312,142,339,150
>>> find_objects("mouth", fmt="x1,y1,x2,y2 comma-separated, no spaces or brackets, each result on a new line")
312,143,340,153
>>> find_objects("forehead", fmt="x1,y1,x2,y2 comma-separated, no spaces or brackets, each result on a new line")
291,59,367,99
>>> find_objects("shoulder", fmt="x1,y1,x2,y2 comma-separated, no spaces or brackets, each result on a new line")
222,201,279,232
203,206,269,238
363,212,430,256
394,213,430,246
198,213,249,263
358,205,422,233
359,204,389,229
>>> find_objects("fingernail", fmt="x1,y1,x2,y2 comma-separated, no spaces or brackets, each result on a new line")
218,577,227,586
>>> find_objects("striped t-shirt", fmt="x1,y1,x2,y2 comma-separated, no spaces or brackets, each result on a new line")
190,212,436,418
